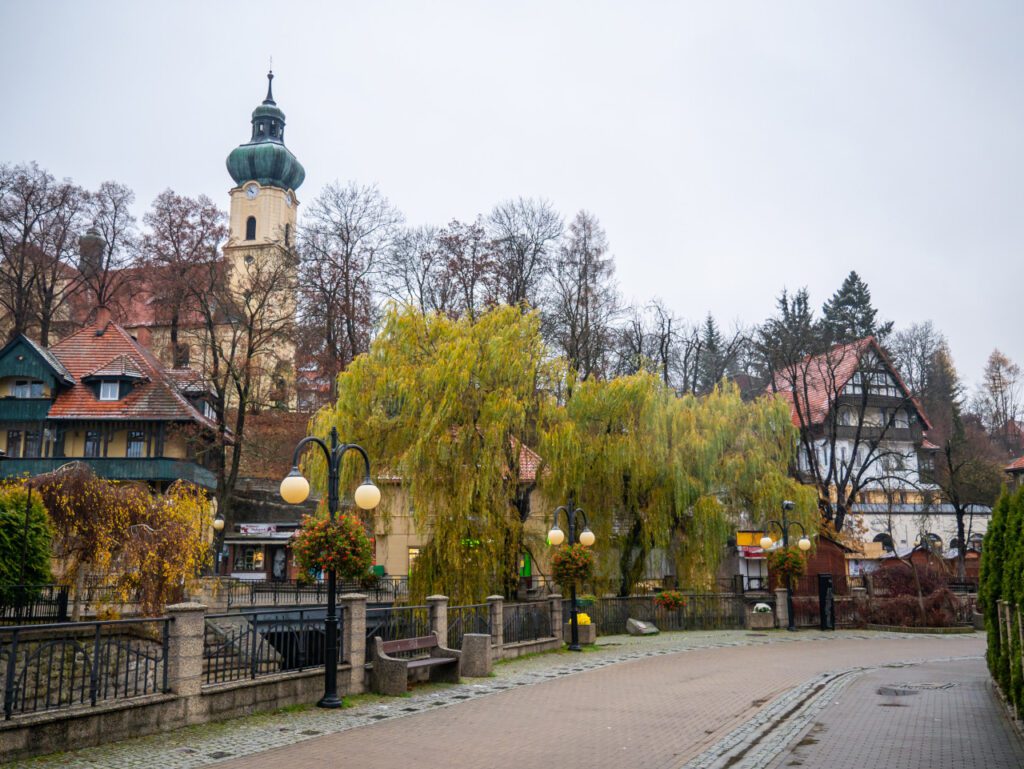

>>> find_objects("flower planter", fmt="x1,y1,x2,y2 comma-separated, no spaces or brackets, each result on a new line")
563,623,597,645
748,611,775,630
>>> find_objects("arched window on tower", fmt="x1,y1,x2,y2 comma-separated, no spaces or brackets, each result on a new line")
246,216,256,240
284,223,291,246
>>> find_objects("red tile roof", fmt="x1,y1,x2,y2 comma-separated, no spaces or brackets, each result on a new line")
768,336,932,431
46,320,216,428
1006,456,1024,473
85,354,147,380
518,441,541,483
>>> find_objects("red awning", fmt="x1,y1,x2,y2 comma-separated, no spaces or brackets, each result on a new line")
739,545,765,559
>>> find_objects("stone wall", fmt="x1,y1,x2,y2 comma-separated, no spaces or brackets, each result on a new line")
1,593,566,762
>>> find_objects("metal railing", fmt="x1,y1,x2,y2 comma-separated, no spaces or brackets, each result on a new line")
1,617,170,719
225,577,409,608
203,607,340,686
365,605,430,647
503,602,552,644
0,585,69,624
578,594,748,634
446,603,490,650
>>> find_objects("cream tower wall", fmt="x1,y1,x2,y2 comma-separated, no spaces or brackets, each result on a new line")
225,183,298,250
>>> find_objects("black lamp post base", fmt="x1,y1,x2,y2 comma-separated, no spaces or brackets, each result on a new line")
568,644,582,652
317,694,343,709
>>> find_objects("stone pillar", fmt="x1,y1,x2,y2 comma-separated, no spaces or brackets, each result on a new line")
774,588,789,630
166,603,207,698
487,595,504,651
461,634,493,677
427,595,449,644
548,593,563,638
339,592,367,690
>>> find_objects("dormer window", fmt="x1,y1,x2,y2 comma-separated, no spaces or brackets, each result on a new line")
99,381,120,401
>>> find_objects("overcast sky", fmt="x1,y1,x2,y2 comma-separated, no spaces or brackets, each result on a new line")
2,1,1021,389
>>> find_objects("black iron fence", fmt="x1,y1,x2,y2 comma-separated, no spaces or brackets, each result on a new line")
1,617,169,719
447,603,490,650
503,602,552,644
365,605,430,647
0,585,69,624
224,577,409,608
568,594,747,634
203,607,340,686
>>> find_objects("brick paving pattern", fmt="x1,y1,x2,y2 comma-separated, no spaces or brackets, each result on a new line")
7,630,1008,769
761,657,1024,769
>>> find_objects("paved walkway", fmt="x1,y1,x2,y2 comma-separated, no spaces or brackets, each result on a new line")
10,630,1019,769
762,657,1023,769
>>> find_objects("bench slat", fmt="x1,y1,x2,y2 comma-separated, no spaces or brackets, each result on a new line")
379,635,438,654
406,657,457,670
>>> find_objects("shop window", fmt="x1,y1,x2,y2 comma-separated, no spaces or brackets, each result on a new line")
240,547,265,571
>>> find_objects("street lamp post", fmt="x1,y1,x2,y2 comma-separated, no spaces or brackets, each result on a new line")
547,495,596,652
211,511,225,575
760,500,812,632
280,426,380,708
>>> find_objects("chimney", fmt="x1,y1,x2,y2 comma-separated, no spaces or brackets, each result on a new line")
93,306,112,332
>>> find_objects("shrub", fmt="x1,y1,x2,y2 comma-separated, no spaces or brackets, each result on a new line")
0,483,53,593
654,590,686,611
870,563,947,597
864,588,959,628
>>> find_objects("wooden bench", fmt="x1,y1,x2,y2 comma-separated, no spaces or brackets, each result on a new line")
370,631,461,695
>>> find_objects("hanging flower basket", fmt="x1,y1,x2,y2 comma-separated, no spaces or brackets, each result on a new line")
551,543,595,588
291,514,374,580
766,547,807,588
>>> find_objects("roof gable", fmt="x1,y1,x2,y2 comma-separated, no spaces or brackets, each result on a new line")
768,337,932,431
0,334,74,387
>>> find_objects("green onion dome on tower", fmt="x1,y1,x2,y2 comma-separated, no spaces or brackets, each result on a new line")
226,71,305,191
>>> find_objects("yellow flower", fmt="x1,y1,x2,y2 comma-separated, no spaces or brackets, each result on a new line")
576,612,591,625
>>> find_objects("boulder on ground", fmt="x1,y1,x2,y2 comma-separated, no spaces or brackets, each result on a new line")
627,618,659,636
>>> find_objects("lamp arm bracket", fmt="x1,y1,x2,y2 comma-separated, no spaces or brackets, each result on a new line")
291,436,331,469
333,443,373,480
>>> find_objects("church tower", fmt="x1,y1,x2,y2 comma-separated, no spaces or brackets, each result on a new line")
222,71,305,408
225,71,304,263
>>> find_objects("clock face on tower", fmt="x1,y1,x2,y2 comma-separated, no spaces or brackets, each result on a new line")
245,184,258,200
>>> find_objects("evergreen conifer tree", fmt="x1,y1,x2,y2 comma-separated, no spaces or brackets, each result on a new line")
820,271,893,344
697,313,724,393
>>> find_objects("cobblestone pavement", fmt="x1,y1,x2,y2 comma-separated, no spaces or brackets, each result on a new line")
758,656,1024,769
9,630,994,769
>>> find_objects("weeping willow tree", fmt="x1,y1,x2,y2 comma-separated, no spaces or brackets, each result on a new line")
309,304,558,604
539,373,816,595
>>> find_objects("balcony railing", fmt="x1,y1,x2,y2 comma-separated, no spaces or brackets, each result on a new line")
0,458,216,488
0,398,51,421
